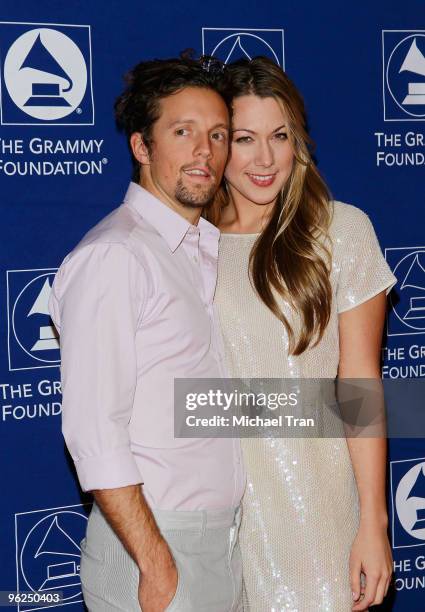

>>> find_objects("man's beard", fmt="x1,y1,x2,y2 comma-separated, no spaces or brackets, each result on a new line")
174,177,217,209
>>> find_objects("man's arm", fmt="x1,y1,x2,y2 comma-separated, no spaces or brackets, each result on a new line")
93,485,177,611
50,242,177,610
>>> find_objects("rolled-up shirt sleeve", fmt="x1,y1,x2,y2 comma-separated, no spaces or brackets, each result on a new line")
49,242,145,492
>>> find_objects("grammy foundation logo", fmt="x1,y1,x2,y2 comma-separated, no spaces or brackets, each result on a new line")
7,269,60,371
383,31,425,121
202,28,285,68
0,22,94,125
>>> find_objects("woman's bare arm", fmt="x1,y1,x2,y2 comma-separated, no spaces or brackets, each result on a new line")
338,291,393,611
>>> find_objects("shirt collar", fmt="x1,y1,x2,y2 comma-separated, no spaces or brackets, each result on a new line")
123,182,219,252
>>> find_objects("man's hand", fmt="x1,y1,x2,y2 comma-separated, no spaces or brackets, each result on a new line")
139,540,178,612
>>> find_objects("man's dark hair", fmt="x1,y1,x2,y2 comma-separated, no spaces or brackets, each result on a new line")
114,55,229,183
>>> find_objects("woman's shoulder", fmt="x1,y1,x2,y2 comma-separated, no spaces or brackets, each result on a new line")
328,200,374,243
329,200,370,228
326,201,397,310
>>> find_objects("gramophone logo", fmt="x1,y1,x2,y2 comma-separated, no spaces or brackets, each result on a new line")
0,22,94,125
391,458,425,548
202,28,285,67
15,504,90,611
7,269,60,371
383,30,425,121
385,247,425,337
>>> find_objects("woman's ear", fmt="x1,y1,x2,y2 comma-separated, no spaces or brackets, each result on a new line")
130,132,151,166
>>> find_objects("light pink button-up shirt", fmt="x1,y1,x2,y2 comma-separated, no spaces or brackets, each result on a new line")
49,182,245,510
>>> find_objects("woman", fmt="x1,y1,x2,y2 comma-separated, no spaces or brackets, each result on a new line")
210,57,396,611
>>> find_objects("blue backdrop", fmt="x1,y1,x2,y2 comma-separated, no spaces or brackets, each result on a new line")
1,1,424,610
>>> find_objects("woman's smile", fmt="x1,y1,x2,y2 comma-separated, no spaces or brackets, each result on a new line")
246,172,277,187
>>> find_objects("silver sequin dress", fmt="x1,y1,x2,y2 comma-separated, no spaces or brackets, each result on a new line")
214,202,397,612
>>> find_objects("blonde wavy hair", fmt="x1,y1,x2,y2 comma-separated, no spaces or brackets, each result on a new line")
207,57,333,355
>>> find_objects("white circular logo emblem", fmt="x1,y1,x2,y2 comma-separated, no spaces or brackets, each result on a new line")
4,28,87,120
211,32,281,66
386,34,425,118
20,511,87,600
395,462,425,541
12,272,60,364
390,250,425,332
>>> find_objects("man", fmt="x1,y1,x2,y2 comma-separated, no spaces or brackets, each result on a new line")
49,57,245,611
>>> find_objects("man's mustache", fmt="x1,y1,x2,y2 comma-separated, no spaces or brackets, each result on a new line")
181,163,216,178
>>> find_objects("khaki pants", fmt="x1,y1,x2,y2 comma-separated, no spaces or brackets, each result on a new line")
80,502,243,611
